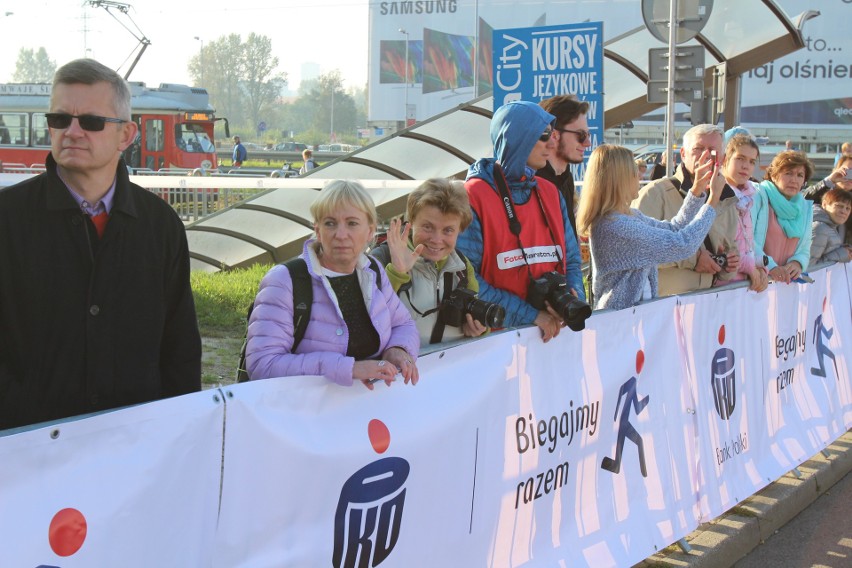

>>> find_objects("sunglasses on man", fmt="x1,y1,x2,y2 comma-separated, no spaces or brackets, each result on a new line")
45,113,128,132
554,127,590,144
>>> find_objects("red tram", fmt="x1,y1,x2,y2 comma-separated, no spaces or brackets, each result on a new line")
0,82,227,172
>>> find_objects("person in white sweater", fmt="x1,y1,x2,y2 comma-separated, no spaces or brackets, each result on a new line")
576,145,723,311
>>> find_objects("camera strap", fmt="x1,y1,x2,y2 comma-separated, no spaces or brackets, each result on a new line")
493,162,564,279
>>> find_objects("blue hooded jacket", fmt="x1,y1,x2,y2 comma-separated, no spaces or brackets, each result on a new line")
457,101,586,327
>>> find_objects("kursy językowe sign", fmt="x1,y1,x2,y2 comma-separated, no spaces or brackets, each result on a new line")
492,21,603,180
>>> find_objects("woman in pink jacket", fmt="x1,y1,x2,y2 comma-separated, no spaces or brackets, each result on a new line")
246,180,420,389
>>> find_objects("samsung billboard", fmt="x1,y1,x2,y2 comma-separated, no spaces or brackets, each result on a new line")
368,0,851,129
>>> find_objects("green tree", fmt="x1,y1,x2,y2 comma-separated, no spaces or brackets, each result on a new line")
306,70,357,140
242,33,287,135
12,47,56,83
187,33,286,135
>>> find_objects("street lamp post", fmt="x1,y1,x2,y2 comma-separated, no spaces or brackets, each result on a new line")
398,27,409,127
194,36,204,86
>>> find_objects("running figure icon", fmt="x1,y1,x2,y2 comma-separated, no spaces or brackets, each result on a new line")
601,350,650,478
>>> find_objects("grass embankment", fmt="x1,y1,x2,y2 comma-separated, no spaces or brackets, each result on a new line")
191,265,271,386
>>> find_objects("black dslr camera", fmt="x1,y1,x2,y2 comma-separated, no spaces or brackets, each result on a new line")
527,272,592,331
441,288,506,329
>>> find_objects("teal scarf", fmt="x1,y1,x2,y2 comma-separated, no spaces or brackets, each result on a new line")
760,180,808,238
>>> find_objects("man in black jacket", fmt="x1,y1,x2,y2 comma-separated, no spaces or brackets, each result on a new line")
536,95,592,239
0,58,201,431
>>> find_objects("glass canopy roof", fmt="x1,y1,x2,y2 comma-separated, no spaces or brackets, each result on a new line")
187,0,812,271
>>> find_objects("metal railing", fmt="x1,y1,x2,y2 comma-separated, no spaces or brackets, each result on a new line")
142,186,268,222
0,170,301,223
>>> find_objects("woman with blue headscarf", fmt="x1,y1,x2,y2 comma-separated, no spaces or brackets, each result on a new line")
456,101,587,342
752,151,815,284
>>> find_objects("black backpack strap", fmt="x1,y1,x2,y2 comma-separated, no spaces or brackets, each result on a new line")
428,271,457,344
285,258,313,353
236,258,314,383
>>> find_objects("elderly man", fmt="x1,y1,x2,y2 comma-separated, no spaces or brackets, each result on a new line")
632,124,740,296
0,59,201,430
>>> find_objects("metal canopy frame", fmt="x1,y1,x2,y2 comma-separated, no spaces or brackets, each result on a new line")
186,0,812,272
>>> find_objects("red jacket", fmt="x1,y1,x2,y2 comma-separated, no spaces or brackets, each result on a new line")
465,176,566,299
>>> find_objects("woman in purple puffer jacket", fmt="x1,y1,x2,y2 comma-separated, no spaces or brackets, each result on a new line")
246,180,420,389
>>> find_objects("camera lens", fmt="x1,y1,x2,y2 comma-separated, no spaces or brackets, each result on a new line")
550,290,592,332
466,296,506,328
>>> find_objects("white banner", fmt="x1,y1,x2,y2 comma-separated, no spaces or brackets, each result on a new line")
802,266,852,435
1,266,851,567
680,286,779,520
215,297,700,568
683,265,852,520
477,297,700,567
212,334,515,567
0,392,224,567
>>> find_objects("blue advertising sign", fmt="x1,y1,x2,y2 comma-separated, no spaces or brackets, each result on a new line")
493,21,604,180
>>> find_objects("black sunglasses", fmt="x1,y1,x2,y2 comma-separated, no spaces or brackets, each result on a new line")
554,127,590,143
539,128,554,142
45,113,127,132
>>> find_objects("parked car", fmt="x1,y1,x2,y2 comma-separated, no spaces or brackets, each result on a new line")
274,142,308,153
634,146,682,169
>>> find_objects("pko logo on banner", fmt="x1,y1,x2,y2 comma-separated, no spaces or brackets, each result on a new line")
35,507,87,568
332,419,410,568
711,325,736,420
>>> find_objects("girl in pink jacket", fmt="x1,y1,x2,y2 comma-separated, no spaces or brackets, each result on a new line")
718,134,769,292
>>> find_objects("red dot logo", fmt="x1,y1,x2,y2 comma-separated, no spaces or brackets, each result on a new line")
49,508,87,557
718,324,726,345
636,350,645,375
368,419,391,454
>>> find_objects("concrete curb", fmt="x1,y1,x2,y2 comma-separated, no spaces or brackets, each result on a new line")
634,430,852,568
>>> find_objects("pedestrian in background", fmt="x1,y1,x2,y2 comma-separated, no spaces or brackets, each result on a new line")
300,148,317,175
232,135,247,167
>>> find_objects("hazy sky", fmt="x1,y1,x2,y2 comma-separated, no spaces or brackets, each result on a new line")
0,0,370,90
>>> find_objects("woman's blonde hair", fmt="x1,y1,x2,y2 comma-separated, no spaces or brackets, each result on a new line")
576,144,637,237
310,179,378,230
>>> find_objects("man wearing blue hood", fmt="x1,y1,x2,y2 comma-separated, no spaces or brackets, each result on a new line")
457,101,586,342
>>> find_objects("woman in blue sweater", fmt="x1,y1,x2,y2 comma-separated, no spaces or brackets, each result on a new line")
576,145,723,310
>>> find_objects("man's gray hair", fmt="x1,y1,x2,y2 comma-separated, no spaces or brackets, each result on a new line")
52,59,132,120
682,124,724,150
